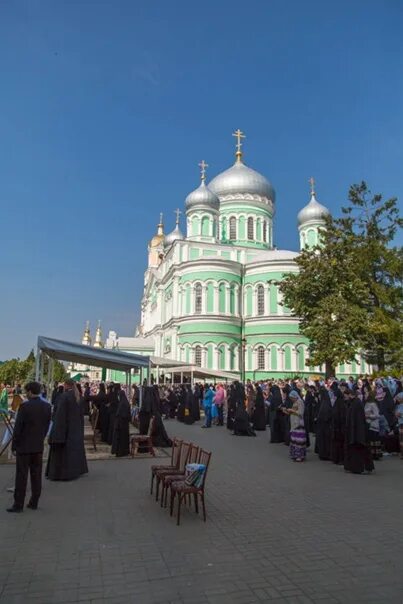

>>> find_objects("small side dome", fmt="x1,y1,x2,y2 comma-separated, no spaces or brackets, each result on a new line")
165,223,184,247
185,180,220,211
149,214,165,247
298,183,330,226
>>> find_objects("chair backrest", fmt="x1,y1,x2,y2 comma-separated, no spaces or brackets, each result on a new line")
197,449,212,488
178,441,192,471
189,444,200,464
171,437,183,467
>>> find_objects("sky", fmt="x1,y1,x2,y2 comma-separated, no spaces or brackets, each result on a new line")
0,0,402,359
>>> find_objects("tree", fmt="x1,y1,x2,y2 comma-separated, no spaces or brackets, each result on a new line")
0,350,68,386
280,182,402,376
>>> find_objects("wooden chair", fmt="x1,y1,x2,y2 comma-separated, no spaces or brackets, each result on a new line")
170,449,212,526
150,437,182,498
131,416,156,457
162,443,200,508
154,441,192,507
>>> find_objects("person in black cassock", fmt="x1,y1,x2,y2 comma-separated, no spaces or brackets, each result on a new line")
46,379,88,481
90,383,108,437
184,385,196,425
107,384,120,445
314,386,333,460
176,386,186,422
252,386,266,431
233,403,256,436
111,388,131,457
344,388,374,474
304,385,320,435
7,381,51,513
269,385,285,443
226,384,237,431
151,412,172,447
193,384,202,421
167,388,178,419
330,382,347,465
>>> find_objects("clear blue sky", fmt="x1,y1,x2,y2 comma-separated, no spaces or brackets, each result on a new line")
1,0,402,359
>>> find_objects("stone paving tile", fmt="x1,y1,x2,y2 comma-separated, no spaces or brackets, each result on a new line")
1,420,403,604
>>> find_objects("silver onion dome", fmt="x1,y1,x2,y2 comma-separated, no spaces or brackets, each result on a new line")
185,180,220,211
164,223,184,247
297,193,330,226
208,160,275,202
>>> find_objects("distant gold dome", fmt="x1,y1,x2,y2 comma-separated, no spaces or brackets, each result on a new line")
150,233,164,248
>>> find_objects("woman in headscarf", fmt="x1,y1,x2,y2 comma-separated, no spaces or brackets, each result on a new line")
285,391,306,462
344,387,374,474
268,385,285,443
314,385,333,461
252,385,266,431
364,390,382,461
111,389,131,457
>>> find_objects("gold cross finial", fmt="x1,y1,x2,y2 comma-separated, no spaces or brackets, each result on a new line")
309,177,315,196
232,129,246,162
159,212,163,225
174,208,182,225
198,160,208,182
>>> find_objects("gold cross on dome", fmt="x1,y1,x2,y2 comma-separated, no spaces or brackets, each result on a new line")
309,177,315,196
174,208,182,224
159,212,163,224
198,160,208,182
232,129,246,161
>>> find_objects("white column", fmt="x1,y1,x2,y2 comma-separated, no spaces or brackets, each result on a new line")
265,348,270,371
214,285,219,314
215,347,220,370
263,284,269,315
234,346,240,372
225,345,231,371
278,347,284,372
225,284,230,315
291,347,298,372
172,277,179,317
234,285,240,316
190,284,195,315
201,284,207,314
201,347,207,368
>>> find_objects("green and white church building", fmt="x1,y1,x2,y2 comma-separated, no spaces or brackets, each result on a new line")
103,131,370,380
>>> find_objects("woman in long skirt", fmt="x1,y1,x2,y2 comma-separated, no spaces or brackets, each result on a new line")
286,391,306,462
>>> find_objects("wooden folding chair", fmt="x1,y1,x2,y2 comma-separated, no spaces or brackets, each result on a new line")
162,443,200,508
150,437,182,497
170,449,212,526
131,416,156,457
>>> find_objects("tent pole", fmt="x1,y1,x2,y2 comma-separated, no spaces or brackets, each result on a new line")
148,359,151,385
180,371,183,385
156,365,160,385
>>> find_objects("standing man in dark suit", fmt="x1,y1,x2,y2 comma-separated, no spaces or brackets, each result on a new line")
7,381,52,513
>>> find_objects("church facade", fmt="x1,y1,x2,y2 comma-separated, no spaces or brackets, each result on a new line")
132,131,370,380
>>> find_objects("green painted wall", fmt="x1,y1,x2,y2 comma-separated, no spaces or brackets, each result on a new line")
297,346,305,371
270,285,278,314
229,285,235,314
271,347,277,370
207,344,213,369
190,248,200,260
239,216,246,239
284,345,292,370
185,285,191,314
201,216,210,236
191,216,200,236
246,287,253,316
256,219,262,241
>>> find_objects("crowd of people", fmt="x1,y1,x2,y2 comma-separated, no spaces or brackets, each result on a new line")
2,373,403,512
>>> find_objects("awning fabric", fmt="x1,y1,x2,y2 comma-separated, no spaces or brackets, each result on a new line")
37,336,150,371
159,365,239,381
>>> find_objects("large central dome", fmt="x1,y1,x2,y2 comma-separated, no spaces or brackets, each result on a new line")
209,160,275,202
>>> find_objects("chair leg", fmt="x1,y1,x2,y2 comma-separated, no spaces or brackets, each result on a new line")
193,492,199,514
177,493,183,526
160,482,166,508
164,483,169,508
201,491,206,521
150,473,154,495
155,477,160,502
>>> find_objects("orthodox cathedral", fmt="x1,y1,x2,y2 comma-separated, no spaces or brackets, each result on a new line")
77,131,370,380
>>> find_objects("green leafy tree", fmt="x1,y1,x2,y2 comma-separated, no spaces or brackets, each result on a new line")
280,182,402,376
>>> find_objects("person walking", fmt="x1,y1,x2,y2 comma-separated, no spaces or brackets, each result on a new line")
7,382,51,513
214,383,226,426
202,385,214,428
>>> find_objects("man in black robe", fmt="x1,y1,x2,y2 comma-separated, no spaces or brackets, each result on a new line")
330,383,347,465
269,385,285,443
252,386,266,431
107,385,120,445
314,386,333,460
90,383,108,436
46,380,88,481
233,402,256,436
111,390,131,457
344,388,374,474
184,385,196,425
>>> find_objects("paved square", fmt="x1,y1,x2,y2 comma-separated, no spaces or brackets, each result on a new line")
1,421,402,604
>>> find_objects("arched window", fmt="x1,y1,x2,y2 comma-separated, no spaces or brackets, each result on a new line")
263,220,267,242
257,346,265,370
247,217,254,240
194,283,202,313
229,217,236,240
257,285,265,316
194,345,202,367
